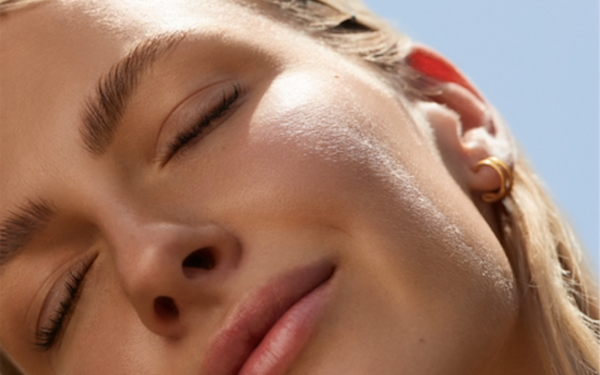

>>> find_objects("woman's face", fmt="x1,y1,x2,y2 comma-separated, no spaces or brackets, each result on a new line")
0,1,518,374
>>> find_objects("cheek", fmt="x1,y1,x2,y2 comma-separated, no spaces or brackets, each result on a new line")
247,70,519,365
55,268,150,374
232,71,418,217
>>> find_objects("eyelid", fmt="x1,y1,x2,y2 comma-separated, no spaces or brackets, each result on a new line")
155,80,241,164
34,253,97,350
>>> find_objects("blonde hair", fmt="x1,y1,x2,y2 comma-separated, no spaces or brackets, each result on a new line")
1,0,598,374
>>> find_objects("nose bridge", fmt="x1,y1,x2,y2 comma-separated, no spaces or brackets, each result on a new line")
105,214,241,338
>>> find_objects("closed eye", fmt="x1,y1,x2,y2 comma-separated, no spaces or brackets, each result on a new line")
34,254,97,351
164,83,241,162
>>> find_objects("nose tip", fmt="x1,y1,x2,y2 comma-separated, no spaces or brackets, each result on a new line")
113,222,241,338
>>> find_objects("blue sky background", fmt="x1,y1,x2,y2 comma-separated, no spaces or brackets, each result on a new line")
362,0,599,270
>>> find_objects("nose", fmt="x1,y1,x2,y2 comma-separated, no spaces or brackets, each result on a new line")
110,221,241,338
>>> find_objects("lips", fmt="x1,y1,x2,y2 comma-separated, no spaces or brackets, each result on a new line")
202,261,335,375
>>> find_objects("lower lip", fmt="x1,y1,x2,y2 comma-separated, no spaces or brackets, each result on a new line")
238,276,333,375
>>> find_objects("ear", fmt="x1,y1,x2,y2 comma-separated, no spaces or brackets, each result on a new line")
407,44,515,199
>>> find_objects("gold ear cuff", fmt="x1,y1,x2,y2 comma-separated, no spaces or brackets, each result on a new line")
474,157,513,203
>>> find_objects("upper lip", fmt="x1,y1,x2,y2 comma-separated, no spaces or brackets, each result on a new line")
201,260,335,375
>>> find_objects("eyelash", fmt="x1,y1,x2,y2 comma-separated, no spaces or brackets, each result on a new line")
166,83,241,159
34,257,95,351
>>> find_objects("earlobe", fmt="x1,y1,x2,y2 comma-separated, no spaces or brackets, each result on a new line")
473,157,514,202
406,44,515,201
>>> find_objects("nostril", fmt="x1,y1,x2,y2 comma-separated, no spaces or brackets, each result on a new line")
182,248,216,274
154,296,179,320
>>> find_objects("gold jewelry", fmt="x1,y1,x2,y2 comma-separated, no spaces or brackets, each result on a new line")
474,157,513,203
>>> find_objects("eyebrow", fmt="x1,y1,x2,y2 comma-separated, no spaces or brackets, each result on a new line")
0,199,54,266
81,31,187,155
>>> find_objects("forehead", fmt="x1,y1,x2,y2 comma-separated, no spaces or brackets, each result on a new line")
0,0,281,204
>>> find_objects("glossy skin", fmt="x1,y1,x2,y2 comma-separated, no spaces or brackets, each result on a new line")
0,1,524,374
